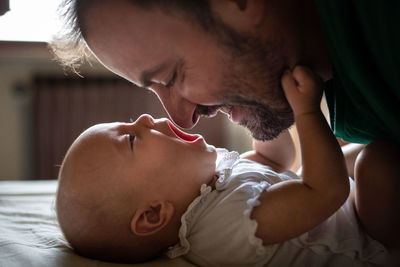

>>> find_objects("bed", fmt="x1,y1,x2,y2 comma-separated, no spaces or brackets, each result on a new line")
0,179,195,267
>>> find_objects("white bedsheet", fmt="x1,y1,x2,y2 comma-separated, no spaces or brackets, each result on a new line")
0,180,195,267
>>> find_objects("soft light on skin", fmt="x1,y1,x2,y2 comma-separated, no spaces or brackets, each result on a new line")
56,114,217,262
84,3,226,129
82,0,309,140
68,114,217,212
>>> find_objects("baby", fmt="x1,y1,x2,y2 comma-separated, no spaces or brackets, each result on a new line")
56,67,396,266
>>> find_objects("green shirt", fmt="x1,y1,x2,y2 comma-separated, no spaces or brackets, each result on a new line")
315,0,400,144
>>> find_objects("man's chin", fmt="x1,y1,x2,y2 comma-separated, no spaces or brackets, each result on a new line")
220,102,294,141
239,114,294,141
245,124,286,141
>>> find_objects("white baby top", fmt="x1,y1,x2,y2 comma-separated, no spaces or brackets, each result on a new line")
167,148,388,267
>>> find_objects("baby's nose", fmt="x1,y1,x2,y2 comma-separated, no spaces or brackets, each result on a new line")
137,114,154,122
135,114,155,127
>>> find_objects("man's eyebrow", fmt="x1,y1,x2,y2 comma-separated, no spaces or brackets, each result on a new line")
139,62,169,88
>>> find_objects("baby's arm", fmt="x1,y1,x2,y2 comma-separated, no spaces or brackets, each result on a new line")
241,130,296,172
251,66,349,244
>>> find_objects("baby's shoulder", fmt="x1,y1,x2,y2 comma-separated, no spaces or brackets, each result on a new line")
228,159,299,185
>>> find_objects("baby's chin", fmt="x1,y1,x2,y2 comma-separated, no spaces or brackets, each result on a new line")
206,143,217,153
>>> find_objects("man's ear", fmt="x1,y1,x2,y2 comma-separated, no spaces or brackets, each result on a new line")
210,0,265,31
130,201,174,236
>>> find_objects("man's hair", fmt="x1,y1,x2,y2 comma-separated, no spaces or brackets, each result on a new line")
51,0,214,72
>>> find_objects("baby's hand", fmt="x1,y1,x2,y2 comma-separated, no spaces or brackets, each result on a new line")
281,66,323,117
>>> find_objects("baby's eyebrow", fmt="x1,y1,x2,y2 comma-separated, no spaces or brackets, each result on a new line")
109,128,131,155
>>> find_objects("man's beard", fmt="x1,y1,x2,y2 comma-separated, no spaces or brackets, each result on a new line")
238,100,294,141
198,21,294,141
202,92,294,141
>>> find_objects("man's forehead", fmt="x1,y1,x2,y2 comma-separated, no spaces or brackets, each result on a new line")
85,0,194,85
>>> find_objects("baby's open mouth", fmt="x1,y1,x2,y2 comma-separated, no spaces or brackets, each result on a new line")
168,121,200,142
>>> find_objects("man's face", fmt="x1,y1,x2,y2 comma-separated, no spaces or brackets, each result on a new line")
84,1,294,140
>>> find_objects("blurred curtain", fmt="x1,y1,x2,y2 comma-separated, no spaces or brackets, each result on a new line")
34,76,156,179
33,75,228,179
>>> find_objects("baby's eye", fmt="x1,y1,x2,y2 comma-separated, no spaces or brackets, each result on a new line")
129,134,135,150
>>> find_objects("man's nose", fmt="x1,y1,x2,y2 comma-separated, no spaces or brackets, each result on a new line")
155,90,198,129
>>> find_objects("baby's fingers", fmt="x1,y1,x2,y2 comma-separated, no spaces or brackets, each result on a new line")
292,66,323,94
281,70,298,101
281,66,323,116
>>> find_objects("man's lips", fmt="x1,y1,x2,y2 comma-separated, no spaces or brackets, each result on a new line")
219,106,232,116
194,105,231,121
167,121,200,142
226,106,243,123
193,105,220,124
193,104,241,124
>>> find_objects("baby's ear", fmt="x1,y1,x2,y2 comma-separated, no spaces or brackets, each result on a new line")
130,201,174,236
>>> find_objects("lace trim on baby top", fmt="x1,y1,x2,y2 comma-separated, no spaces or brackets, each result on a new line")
215,148,240,172
243,181,277,256
166,184,212,258
215,148,240,187
215,149,272,255
167,148,240,259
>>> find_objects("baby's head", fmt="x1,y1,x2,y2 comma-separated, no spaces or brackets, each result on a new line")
56,114,216,263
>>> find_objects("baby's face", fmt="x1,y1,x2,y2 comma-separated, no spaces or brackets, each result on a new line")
70,114,217,207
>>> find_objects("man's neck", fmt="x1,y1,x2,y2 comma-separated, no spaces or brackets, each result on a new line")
296,0,332,81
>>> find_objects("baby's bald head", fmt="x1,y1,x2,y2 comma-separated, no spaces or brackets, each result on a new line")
56,125,171,262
